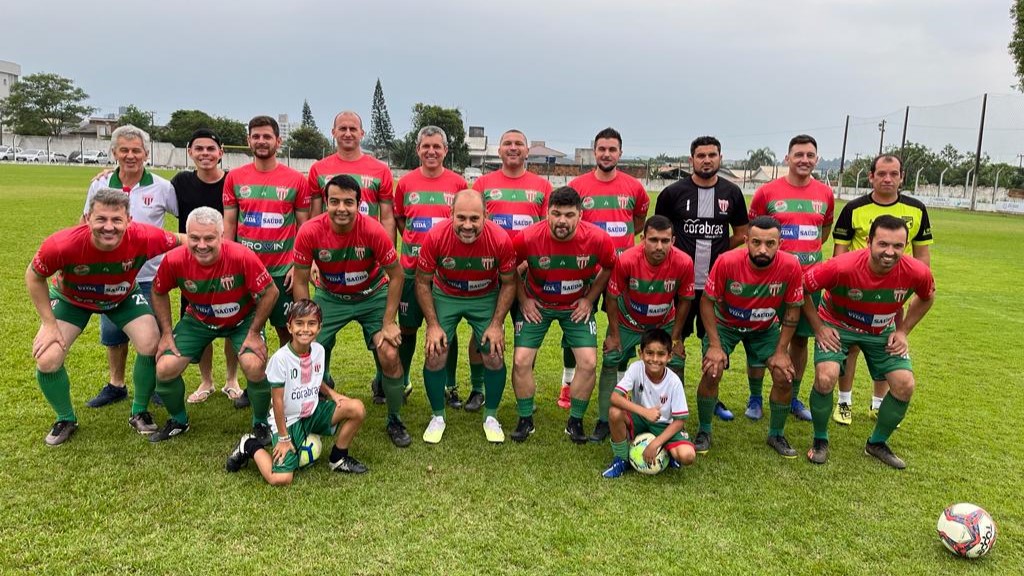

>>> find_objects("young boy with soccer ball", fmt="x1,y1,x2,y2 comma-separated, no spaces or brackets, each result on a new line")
226,299,368,485
602,328,696,478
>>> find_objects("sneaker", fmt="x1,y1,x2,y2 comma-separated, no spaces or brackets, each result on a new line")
833,402,853,426
807,438,829,464
602,457,629,478
253,422,272,447
565,417,588,444
370,377,385,405
329,454,368,474
589,420,610,442
510,417,535,443
744,396,763,420
85,383,127,408
767,434,798,458
225,434,254,472
694,431,711,454
387,420,412,448
422,416,446,444
149,419,189,443
446,388,463,410
715,401,735,421
869,407,879,420
233,389,250,409
403,381,413,400
557,384,571,409
464,391,485,412
791,398,812,421
865,441,906,470
669,457,682,469
483,416,505,443
44,420,78,446
151,392,163,407
128,411,158,435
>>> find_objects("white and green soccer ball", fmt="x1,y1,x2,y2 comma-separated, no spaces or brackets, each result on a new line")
628,432,668,475
297,434,322,468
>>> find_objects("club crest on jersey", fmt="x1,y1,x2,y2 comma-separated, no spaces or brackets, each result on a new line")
442,257,457,270
409,192,420,205
664,279,676,292
773,200,787,212
660,394,668,405
239,185,251,198
354,246,366,259
582,197,595,209
525,190,537,203
360,175,374,189
489,189,502,200
73,264,90,275
893,289,908,302
121,260,134,272
184,280,198,293
768,282,783,296
538,256,551,269
143,194,154,206
272,187,287,201
399,302,409,314
811,200,823,214
481,257,494,270
729,281,743,295
443,193,454,206
318,249,331,262
220,276,235,290
848,289,863,301
617,196,631,210
629,278,640,291
576,255,590,269
718,199,730,212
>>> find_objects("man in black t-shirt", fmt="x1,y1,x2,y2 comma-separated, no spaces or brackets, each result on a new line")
655,135,748,421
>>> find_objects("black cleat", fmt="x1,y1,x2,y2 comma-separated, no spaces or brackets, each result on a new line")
233,389,251,409
370,377,385,405
865,441,906,469
767,434,798,458
225,434,254,472
463,391,485,412
694,430,711,454
565,417,588,444
330,455,369,474
446,388,463,410
510,417,535,443
386,420,412,448
252,423,272,447
150,419,190,443
44,420,78,446
807,438,829,464
589,420,610,442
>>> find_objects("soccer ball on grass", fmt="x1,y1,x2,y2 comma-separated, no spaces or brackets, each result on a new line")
937,503,996,559
628,432,668,475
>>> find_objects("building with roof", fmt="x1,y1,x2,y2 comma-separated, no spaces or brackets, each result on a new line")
0,60,19,100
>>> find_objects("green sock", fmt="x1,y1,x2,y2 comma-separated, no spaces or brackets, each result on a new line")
611,440,629,460
768,401,789,437
156,375,188,424
382,374,406,421
423,367,447,417
748,375,764,398
248,378,271,426
371,353,383,387
445,332,459,390
470,362,485,393
131,354,157,415
398,334,417,381
516,397,534,418
569,397,589,420
697,395,717,433
869,393,909,444
483,365,506,418
37,366,75,422
562,346,576,369
809,388,832,440
791,378,803,401
597,364,617,421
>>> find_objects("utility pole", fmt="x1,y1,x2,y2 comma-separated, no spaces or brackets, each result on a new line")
878,119,887,155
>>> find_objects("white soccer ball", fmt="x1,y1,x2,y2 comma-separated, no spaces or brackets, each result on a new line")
628,432,668,475
937,503,997,559
297,434,322,468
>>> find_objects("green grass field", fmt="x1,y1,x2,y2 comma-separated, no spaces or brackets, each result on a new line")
1,164,1021,575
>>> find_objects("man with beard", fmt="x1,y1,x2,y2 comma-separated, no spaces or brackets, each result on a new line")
510,187,616,443
654,136,748,421
694,216,805,457
803,215,935,468
415,190,516,443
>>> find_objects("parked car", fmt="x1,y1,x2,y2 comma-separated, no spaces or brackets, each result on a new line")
0,145,22,160
81,150,110,164
15,149,48,162
48,152,68,163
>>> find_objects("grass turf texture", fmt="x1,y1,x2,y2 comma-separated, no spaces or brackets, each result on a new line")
1,164,1020,574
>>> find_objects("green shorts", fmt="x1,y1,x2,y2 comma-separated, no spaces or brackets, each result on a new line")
271,400,337,473
433,289,500,354
603,323,683,371
269,275,294,329
513,305,597,349
814,323,913,381
315,287,387,351
165,314,262,360
49,286,153,331
628,412,692,451
796,291,822,339
398,274,424,328
702,324,780,369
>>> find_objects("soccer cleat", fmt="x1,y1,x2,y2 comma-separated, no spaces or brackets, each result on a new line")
225,434,254,472
744,396,763,420
807,438,829,464
329,455,368,474
557,384,571,409
446,388,463,410
669,457,682,469
865,441,907,470
233,389,251,409
833,402,853,426
715,401,735,421
128,411,158,435
403,381,414,400
694,431,711,454
767,435,798,458
422,416,446,444
44,420,78,446
483,416,505,443
510,417,535,443
602,457,629,479
790,398,812,421
386,420,412,448
370,377,385,405
589,420,610,442
86,383,127,408
869,407,879,420
565,417,588,444
464,391,485,412
149,419,189,443
252,423,272,447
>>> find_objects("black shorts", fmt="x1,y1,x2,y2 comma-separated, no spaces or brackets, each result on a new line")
680,289,706,340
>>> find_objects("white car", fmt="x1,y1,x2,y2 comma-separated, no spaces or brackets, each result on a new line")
81,150,110,164
0,145,21,160
48,152,68,163
15,149,48,162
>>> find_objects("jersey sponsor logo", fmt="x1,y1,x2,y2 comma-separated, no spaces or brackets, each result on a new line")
682,219,725,238
617,196,631,210
409,246,421,257
241,239,288,252
345,271,369,285
729,281,743,295
768,282,783,296
359,201,370,216
102,282,131,296
442,257,457,270
848,289,863,301
318,249,332,262
847,310,897,328
143,194,154,206
718,199,730,213
354,246,366,259
582,197,595,209
543,279,584,295
538,256,551,269
73,264,90,276
241,212,285,229
728,305,776,321
773,200,787,212
239,185,252,198
449,278,491,292
893,289,908,302
488,189,502,200
410,217,443,232
212,302,241,318
781,224,819,240
576,255,590,269
511,215,534,230
408,192,420,205
602,221,629,237
184,280,198,293
664,279,677,292
468,279,491,291
75,283,104,294
481,257,494,270
629,300,671,317
220,276,235,290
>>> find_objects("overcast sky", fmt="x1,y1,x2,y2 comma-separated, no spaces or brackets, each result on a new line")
4,0,1022,162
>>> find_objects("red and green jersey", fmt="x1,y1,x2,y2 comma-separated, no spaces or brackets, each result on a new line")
153,241,273,329
569,171,650,253
222,163,310,277
394,168,467,271
513,220,616,310
749,178,835,267
293,213,397,301
32,223,178,312
417,218,515,298
803,249,935,334
608,244,695,330
704,248,804,331
307,154,394,220
472,171,551,239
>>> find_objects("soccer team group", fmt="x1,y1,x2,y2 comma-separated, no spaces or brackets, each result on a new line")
27,110,937,485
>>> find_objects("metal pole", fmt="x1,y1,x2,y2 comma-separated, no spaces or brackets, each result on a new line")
965,168,974,199
838,115,849,195
899,106,909,161
939,167,949,198
914,167,925,194
855,168,864,194
878,119,886,155
970,93,987,211
994,167,1004,204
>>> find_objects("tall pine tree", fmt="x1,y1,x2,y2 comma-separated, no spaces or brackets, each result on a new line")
368,79,395,158
301,99,317,129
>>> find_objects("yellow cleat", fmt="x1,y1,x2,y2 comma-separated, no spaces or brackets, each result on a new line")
833,402,853,426
422,416,446,444
483,416,505,443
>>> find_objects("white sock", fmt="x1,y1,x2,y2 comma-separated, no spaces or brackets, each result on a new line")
562,368,576,383
838,391,852,405
617,370,625,382
871,395,884,410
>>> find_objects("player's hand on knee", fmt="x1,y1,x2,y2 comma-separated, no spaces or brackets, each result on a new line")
156,334,180,358
570,298,592,323
425,324,447,357
481,326,504,358
33,323,66,359
815,326,841,353
273,439,294,465
886,331,909,356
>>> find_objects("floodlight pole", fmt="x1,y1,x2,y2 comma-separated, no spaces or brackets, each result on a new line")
899,106,909,161
970,93,987,211
838,115,850,195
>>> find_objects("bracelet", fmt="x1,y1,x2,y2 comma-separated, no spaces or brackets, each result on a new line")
278,435,291,443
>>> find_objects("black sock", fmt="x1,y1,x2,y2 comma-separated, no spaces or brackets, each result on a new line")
330,446,348,462
243,438,263,457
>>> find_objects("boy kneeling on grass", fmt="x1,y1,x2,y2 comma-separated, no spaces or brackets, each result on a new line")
602,328,696,478
226,299,367,484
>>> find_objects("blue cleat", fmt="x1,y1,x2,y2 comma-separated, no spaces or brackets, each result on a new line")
714,401,734,421
744,396,764,420
791,398,812,421
602,457,630,478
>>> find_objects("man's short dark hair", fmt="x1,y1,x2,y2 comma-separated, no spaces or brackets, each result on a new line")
549,186,582,210
749,215,782,233
690,136,721,156
594,127,622,148
325,174,362,205
643,215,673,234
640,328,672,351
868,214,909,242
788,134,817,151
248,115,280,137
870,154,902,174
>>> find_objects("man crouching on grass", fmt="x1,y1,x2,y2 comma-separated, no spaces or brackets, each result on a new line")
226,299,368,484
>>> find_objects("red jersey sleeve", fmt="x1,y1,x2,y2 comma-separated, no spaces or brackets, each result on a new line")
784,260,805,305
292,222,314,268
31,235,63,278
244,250,273,296
748,186,767,219
222,172,237,209
152,251,179,295
307,166,322,202
471,178,484,193
824,193,836,227
379,168,395,203
704,259,723,301
394,180,407,218
512,232,528,265
633,183,650,219
678,254,696,300
803,259,838,294
497,233,516,273
607,256,627,297
598,232,617,270
295,177,311,212
416,228,438,274
914,265,936,300
142,224,180,259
